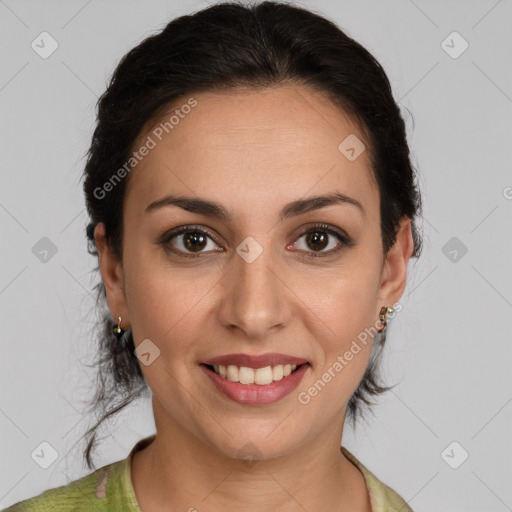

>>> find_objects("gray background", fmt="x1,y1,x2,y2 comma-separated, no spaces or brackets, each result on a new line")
1,0,511,510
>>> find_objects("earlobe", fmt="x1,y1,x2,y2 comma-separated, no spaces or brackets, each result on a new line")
377,216,414,307
93,222,129,327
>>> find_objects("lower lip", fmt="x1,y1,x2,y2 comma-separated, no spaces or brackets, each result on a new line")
199,363,310,406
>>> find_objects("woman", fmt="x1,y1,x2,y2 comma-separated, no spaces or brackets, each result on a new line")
4,1,422,510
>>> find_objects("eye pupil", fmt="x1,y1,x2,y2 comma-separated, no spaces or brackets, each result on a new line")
184,232,207,251
306,231,328,251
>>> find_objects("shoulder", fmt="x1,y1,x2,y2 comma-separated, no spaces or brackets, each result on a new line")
1,459,136,512
341,446,414,512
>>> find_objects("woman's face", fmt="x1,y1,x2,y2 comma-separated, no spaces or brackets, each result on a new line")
96,85,412,460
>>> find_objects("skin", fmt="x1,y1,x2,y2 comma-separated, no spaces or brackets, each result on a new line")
94,84,414,512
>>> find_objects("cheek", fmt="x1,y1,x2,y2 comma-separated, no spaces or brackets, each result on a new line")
122,243,177,340
122,245,213,349
299,256,381,372
305,283,377,408
304,260,380,334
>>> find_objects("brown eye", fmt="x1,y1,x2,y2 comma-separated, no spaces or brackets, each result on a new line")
292,223,352,258
159,226,222,258
182,231,209,252
158,223,352,259
304,231,329,252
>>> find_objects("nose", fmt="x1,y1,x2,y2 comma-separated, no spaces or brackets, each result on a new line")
217,242,292,340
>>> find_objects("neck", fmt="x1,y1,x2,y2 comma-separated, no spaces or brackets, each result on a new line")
131,406,371,512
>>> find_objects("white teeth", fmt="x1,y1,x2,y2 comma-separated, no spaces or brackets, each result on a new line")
211,363,300,385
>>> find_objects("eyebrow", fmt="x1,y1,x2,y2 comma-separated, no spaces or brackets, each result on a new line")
145,192,365,221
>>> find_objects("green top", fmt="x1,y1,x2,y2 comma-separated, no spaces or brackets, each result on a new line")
2,435,413,511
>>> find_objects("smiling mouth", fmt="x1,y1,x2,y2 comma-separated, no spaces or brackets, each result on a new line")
202,362,308,386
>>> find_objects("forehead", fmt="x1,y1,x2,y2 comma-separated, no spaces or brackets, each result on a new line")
125,85,377,218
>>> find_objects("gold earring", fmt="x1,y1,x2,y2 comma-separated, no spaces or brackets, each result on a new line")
378,306,394,333
113,316,125,339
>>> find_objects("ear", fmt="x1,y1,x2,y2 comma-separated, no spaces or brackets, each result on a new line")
377,216,414,312
94,222,130,329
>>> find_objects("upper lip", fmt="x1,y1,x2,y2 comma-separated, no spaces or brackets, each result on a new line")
202,352,309,368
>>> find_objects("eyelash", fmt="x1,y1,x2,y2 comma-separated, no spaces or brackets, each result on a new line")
158,223,353,260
